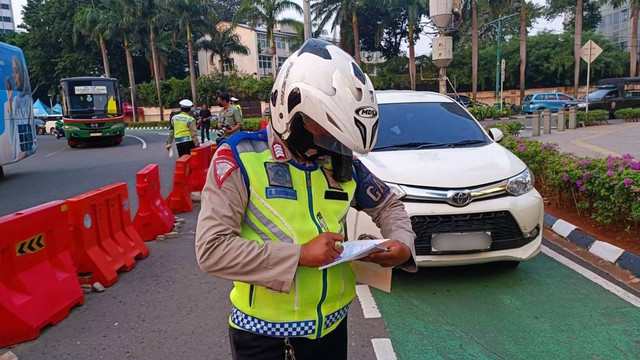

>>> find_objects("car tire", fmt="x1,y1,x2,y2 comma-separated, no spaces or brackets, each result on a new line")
37,128,44,135
0,166,4,180
49,128,56,135
68,140,78,148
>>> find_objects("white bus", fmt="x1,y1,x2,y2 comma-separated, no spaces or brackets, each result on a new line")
0,42,35,179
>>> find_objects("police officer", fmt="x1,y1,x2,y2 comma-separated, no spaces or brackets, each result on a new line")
195,39,416,360
166,99,199,157
230,96,243,116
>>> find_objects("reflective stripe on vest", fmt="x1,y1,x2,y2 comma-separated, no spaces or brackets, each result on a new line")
172,113,193,143
228,139,357,339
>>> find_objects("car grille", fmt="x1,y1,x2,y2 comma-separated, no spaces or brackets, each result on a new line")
411,211,534,255
82,122,109,130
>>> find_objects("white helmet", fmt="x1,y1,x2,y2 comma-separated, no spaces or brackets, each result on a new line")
179,99,193,107
270,38,378,155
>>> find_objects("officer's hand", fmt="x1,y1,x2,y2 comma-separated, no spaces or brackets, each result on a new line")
299,232,344,267
360,239,411,268
165,144,171,151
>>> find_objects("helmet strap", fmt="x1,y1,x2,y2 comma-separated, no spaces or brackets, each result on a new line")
286,115,327,162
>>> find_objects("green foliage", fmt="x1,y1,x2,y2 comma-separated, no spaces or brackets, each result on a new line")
468,105,512,120
498,134,640,232
126,121,170,128
576,110,609,126
614,108,640,122
485,121,525,136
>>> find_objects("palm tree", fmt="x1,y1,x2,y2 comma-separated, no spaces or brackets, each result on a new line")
312,0,363,65
574,0,583,98
73,2,111,77
605,0,638,77
390,0,426,91
197,24,250,73
519,1,526,104
162,0,215,104
472,0,478,100
239,0,302,77
135,0,165,120
104,0,139,122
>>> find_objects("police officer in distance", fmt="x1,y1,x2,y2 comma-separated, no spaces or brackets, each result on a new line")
195,39,417,360
166,99,199,157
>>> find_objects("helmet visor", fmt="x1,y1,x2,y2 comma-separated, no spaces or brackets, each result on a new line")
301,114,352,156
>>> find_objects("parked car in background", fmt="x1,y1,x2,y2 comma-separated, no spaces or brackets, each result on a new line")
564,78,640,118
348,90,543,268
521,92,573,113
447,93,488,108
34,119,46,135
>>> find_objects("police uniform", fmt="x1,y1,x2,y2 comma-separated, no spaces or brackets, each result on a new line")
167,111,199,157
195,126,417,360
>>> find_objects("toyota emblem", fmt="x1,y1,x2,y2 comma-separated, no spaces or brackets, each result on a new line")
449,192,471,207
90,123,99,128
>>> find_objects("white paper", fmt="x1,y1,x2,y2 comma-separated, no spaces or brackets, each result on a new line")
168,147,174,158
319,239,388,270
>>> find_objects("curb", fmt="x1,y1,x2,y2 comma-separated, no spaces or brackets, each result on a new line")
544,212,640,278
126,127,169,130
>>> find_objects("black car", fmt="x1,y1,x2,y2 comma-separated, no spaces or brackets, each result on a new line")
565,77,640,118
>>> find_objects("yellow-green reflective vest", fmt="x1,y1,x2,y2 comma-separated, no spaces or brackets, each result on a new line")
172,113,194,143
228,133,357,339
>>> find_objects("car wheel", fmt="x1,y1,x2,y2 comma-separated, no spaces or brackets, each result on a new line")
0,166,4,180
68,140,78,148
49,128,56,135
37,128,44,135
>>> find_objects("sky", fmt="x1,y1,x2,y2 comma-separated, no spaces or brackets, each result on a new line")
12,0,564,54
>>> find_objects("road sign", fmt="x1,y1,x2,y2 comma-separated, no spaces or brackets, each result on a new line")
580,40,602,64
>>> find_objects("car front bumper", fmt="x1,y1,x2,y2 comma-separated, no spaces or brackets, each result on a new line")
347,189,544,267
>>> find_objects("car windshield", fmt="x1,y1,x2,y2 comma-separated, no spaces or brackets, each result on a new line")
587,89,613,101
373,102,488,151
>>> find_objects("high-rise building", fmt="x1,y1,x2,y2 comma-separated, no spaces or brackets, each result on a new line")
0,0,15,33
596,1,635,51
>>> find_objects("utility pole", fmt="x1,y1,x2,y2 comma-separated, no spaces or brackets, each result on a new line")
303,0,312,40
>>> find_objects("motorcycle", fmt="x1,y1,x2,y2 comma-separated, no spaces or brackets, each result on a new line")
54,119,65,139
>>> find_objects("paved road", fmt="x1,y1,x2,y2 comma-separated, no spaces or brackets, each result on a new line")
2,130,639,359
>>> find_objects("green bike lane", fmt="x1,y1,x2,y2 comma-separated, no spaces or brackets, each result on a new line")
372,252,640,360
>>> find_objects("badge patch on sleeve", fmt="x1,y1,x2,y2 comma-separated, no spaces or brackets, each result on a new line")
265,162,293,188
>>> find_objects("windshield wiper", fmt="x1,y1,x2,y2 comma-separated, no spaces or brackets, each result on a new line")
374,142,447,151
446,139,486,147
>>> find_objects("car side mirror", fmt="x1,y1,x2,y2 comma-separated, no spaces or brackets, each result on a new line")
488,128,504,143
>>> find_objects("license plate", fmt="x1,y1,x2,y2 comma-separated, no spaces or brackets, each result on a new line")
89,132,102,137
431,232,492,252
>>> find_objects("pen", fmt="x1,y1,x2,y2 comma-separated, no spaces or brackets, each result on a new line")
316,212,329,232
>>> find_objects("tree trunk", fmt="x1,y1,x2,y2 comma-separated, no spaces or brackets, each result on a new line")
574,0,583,98
408,22,416,91
99,33,110,78
186,22,197,105
220,54,225,74
124,36,138,123
270,27,277,78
631,1,639,77
471,1,478,100
352,11,361,65
150,22,164,122
519,6,526,105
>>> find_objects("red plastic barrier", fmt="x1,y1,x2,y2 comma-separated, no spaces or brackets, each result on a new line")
66,183,149,287
133,164,175,242
0,201,84,347
166,155,194,213
189,145,212,192
260,120,269,130
208,143,218,164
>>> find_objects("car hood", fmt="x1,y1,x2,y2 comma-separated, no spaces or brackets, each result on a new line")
360,143,527,188
565,99,586,105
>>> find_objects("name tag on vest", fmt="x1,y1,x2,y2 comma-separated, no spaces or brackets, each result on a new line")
266,187,298,200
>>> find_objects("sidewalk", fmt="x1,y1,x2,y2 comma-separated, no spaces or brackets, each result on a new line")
519,120,640,158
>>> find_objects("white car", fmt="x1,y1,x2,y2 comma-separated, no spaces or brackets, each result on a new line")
348,91,543,267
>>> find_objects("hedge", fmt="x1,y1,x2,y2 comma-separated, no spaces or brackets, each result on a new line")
125,117,267,131
614,108,640,122
468,105,512,120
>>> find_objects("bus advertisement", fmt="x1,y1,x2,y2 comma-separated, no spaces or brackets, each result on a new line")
0,42,36,179
60,77,124,148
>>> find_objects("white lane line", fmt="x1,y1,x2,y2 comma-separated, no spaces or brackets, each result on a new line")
125,135,147,149
356,285,381,318
542,245,640,307
45,148,65,157
371,338,397,360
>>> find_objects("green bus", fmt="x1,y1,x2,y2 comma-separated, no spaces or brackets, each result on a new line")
60,77,125,148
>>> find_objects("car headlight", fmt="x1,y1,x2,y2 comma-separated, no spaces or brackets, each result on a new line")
506,168,534,196
385,183,406,199
64,125,80,131
111,123,125,129
577,103,587,108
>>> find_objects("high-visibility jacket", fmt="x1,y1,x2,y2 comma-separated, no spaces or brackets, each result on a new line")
227,131,357,339
171,113,195,143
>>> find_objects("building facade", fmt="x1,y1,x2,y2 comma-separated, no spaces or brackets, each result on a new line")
0,0,15,33
197,22,299,79
596,1,636,52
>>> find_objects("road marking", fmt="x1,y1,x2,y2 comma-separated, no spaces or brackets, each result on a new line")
569,123,637,157
45,148,65,157
589,240,625,263
125,135,147,149
371,338,397,360
356,285,381,318
551,219,577,238
542,245,640,307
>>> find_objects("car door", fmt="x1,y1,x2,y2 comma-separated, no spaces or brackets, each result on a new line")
545,94,559,111
557,94,572,109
